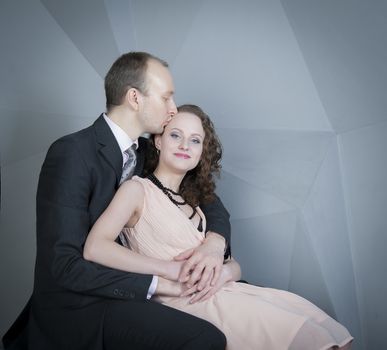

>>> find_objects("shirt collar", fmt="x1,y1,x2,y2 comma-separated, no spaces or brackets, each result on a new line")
103,113,138,153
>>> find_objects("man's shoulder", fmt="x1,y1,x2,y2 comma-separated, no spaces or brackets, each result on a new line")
47,117,103,157
52,116,105,146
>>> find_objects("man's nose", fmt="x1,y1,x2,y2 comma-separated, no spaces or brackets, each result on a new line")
169,99,177,116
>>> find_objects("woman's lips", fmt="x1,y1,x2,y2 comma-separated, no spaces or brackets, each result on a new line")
174,153,191,159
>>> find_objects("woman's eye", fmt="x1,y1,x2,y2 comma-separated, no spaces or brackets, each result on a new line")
170,132,180,139
191,138,201,144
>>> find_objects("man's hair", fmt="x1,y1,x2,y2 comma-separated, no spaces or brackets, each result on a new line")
104,52,168,111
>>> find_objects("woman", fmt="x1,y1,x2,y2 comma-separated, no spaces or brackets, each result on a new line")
84,104,353,350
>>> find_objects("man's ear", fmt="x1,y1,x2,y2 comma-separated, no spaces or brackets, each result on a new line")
126,88,140,110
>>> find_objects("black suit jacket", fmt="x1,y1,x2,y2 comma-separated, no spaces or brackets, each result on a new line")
2,115,230,349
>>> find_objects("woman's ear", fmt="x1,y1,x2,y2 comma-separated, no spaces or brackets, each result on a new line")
154,135,162,151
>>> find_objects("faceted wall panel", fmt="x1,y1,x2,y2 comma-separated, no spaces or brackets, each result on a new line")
131,0,205,65
41,0,120,76
302,139,362,345
281,0,387,133
103,0,136,54
0,0,105,118
0,152,45,337
339,122,387,350
171,0,333,131
288,217,336,318
217,128,334,207
231,211,298,290
216,170,294,220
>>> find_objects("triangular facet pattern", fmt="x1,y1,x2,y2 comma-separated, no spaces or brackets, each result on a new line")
217,128,334,207
216,170,294,220
41,0,120,76
288,217,336,318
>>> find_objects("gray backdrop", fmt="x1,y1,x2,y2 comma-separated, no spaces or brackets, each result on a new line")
1,1,386,349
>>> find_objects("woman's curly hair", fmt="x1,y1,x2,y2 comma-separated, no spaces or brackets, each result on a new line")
143,104,222,207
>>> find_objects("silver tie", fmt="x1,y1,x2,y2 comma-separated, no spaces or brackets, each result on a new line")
118,145,137,248
119,145,137,185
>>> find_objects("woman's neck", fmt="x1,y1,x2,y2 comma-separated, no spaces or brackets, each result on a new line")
153,167,184,193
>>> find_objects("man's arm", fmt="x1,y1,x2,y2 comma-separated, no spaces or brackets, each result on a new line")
36,137,152,301
201,194,231,259
175,194,231,289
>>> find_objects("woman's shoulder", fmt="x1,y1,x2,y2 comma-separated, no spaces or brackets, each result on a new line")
119,176,146,197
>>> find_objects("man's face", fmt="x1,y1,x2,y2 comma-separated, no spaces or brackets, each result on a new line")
139,60,177,134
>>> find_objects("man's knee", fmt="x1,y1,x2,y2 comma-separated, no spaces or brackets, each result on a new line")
208,326,227,349
196,323,226,350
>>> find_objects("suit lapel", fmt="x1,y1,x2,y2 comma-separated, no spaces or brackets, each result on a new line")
93,115,122,185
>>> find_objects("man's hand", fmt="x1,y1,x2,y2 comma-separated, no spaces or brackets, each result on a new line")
174,232,226,291
181,258,241,304
180,264,232,303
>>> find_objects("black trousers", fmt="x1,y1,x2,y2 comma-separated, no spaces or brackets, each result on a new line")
3,298,226,350
103,299,226,350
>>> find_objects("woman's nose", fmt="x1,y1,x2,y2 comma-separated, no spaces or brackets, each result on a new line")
179,139,189,151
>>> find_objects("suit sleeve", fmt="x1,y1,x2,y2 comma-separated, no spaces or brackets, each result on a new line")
36,137,152,301
200,194,232,259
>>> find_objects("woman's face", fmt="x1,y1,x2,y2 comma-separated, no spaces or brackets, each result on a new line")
155,111,205,174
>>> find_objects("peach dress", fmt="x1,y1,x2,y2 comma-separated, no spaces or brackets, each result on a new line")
122,177,353,350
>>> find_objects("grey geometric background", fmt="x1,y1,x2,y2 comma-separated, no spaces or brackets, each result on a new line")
1,1,386,349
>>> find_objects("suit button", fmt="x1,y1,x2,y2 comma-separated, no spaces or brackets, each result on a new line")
119,290,124,297
113,289,118,295
129,292,135,299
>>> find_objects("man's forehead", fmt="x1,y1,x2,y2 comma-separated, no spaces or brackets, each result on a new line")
146,67,174,93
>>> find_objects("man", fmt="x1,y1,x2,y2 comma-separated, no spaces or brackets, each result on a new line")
3,52,230,349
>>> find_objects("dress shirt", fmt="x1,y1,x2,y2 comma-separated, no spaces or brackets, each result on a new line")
103,114,158,299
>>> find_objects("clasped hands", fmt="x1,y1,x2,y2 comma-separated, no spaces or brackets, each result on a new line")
158,233,230,303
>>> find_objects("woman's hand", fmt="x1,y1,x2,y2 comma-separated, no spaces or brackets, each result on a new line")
155,277,183,297
155,277,194,297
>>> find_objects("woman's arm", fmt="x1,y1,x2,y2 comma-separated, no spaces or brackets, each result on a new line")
84,180,181,280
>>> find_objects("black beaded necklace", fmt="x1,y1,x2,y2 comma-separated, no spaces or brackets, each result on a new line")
147,173,186,206
147,173,199,222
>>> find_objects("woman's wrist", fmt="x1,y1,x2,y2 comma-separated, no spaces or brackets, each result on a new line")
159,260,180,281
156,277,183,297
